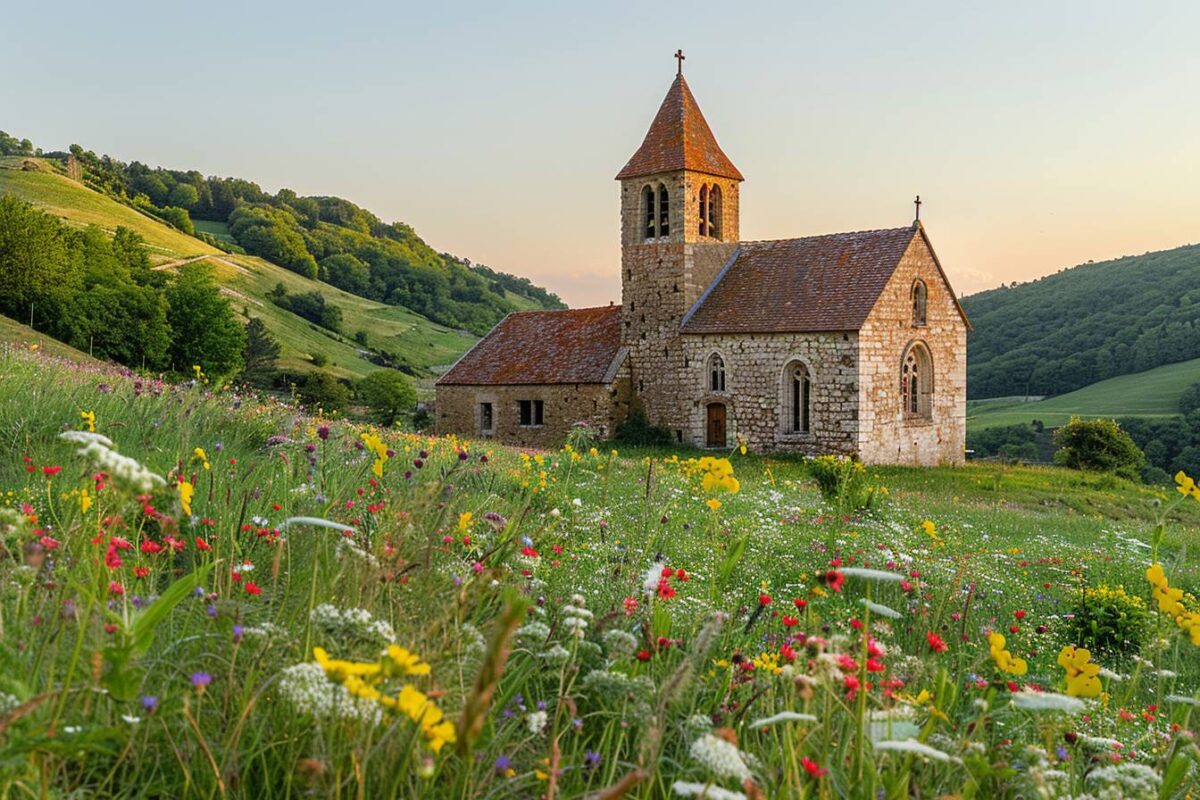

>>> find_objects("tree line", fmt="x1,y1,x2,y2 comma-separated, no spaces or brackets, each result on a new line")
962,244,1200,399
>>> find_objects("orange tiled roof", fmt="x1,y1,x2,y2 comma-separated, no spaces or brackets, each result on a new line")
681,227,920,333
615,75,743,182
437,306,624,386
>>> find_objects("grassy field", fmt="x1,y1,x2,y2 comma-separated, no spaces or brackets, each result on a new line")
0,157,478,389
192,218,235,243
0,158,217,261
969,356,1200,430
0,315,97,362
1,347,1197,798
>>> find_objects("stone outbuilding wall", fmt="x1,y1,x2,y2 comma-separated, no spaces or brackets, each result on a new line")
856,232,967,465
436,375,632,450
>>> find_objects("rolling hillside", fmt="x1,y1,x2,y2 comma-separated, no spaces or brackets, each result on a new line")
962,243,1200,399
0,314,97,363
0,157,476,391
968,356,1200,430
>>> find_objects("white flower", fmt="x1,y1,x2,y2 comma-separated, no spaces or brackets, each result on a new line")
689,733,753,782
1011,691,1087,713
572,498,582,507
859,598,902,619
278,662,381,725
58,430,114,447
68,438,164,493
671,782,747,800
1165,694,1200,706
873,739,960,763
838,567,904,583
527,710,548,735
63,726,83,734
121,714,142,725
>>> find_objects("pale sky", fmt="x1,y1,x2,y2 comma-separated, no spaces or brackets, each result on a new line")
4,1,1198,307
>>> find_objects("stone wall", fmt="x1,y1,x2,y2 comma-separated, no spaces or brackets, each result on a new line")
856,226,968,465
678,332,860,453
435,375,632,449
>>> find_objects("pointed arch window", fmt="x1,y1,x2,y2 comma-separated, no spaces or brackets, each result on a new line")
709,185,722,240
707,352,726,392
783,360,811,434
657,184,670,237
698,185,709,237
643,185,656,240
911,280,927,326
901,343,933,420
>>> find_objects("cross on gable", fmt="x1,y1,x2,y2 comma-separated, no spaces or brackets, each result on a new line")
675,49,685,75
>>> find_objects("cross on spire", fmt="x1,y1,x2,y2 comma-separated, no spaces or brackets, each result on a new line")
675,49,685,75
913,194,922,222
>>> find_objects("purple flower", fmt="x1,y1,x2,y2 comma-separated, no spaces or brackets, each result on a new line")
317,425,330,440
207,604,218,619
479,454,489,464
141,695,159,712
584,750,601,769
413,458,424,469
419,450,429,460
493,755,511,774
232,625,244,644
458,449,468,461
191,673,212,691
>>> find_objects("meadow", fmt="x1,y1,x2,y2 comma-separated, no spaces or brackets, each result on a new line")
1,345,1198,799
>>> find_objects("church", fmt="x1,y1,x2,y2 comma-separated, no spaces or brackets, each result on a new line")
436,57,969,465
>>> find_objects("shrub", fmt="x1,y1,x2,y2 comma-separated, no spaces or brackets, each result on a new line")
1065,585,1150,658
297,371,349,412
357,369,416,426
1052,418,1146,481
806,455,879,513
1179,381,1200,416
613,407,673,447
310,352,328,368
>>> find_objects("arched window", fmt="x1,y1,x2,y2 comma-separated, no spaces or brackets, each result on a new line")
901,343,933,420
698,185,708,237
707,352,726,392
911,280,927,326
709,185,722,240
643,185,656,240
783,360,811,434
657,184,670,237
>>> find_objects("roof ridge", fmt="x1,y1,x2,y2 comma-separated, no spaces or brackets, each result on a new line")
736,226,916,246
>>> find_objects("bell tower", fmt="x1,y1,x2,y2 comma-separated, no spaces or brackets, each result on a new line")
616,53,743,434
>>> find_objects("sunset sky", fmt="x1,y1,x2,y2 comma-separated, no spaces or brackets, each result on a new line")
4,1,1199,307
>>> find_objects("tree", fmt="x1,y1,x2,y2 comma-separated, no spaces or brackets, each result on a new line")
1052,418,1147,482
241,317,281,385
167,183,200,210
1179,382,1200,416
0,196,78,330
298,371,350,411
357,369,416,426
165,262,246,378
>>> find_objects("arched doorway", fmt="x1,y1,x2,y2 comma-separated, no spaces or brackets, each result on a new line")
706,402,726,448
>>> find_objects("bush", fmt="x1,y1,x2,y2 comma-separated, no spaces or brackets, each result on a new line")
1052,418,1146,481
1065,585,1150,658
806,455,879,514
297,371,349,412
1179,382,1200,416
613,407,673,447
310,352,328,368
357,369,416,426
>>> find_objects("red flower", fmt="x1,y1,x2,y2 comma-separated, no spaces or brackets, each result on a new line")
244,582,262,596
866,657,886,673
1014,610,1026,620
623,596,639,616
801,757,828,778
661,566,674,578
656,580,677,600
850,618,863,630
759,594,772,606
134,566,150,579
793,598,807,609
41,466,62,477
780,643,796,662
926,631,948,653
1006,681,1020,692
195,537,212,552
782,615,799,627
676,568,689,581
824,570,846,592
636,650,651,662
521,546,539,559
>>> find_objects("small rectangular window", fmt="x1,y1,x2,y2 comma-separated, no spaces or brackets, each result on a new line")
479,402,493,433
519,400,532,426
534,400,544,426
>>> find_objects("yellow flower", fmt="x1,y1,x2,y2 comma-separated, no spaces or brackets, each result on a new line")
193,365,205,381
706,498,722,512
1058,645,1102,698
457,512,473,533
1146,563,1185,616
1177,611,1200,646
1175,471,1200,501
79,486,92,514
178,480,194,517
387,645,432,676
361,431,390,478
987,632,1028,676
80,410,96,432
921,519,938,538
193,447,210,470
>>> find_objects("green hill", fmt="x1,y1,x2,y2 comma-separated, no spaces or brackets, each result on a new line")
0,156,476,392
968,356,1200,430
962,243,1200,399
0,313,97,363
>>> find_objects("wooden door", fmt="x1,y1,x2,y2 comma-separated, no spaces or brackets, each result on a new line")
706,403,726,448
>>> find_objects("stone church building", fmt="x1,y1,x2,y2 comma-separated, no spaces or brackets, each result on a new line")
437,63,969,465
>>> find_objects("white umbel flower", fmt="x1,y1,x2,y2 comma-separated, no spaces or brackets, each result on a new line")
527,710,548,735
873,739,960,763
671,782,747,800
689,733,753,782
65,436,164,493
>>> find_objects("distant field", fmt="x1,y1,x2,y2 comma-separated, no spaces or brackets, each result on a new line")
968,356,1200,429
192,218,235,242
0,158,477,392
0,159,217,260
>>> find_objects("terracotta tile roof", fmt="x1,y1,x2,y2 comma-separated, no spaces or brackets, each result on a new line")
437,306,624,386
681,227,919,333
615,75,743,182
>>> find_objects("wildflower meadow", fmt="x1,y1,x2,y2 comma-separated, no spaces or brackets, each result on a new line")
0,344,1198,799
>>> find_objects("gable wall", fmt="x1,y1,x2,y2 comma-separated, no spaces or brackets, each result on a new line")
857,230,967,465
679,332,859,452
